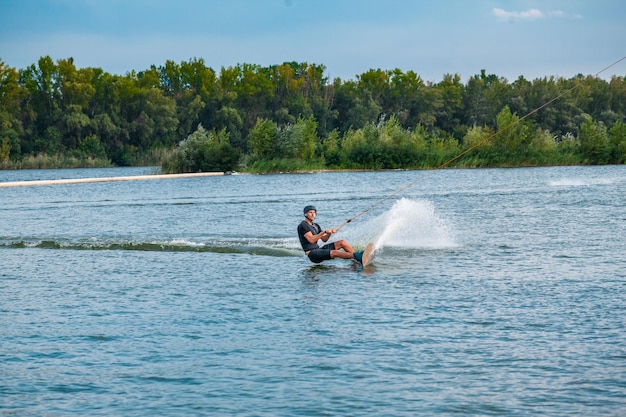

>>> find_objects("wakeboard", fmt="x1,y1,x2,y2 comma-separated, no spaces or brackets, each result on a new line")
361,242,375,267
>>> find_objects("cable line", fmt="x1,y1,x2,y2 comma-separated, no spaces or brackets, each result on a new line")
334,55,626,231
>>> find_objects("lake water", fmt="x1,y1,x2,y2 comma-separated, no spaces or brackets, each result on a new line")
1,165,625,416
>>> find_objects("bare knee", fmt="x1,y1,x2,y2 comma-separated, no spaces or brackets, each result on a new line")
334,239,348,249
334,239,354,253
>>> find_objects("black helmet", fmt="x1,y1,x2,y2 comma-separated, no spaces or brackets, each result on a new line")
303,205,316,214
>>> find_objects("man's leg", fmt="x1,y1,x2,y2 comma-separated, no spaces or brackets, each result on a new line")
333,239,355,254
330,249,355,260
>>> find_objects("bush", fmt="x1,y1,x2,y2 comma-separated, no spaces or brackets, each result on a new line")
578,116,609,164
161,125,240,173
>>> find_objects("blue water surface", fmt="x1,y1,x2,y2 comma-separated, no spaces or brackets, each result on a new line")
1,165,625,416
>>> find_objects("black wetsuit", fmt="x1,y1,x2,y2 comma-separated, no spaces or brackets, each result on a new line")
297,220,335,263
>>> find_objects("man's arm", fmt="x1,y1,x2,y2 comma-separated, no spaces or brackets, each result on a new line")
320,228,336,242
304,229,332,244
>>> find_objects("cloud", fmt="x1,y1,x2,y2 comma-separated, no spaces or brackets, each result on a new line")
492,8,579,22
547,10,583,19
492,8,544,22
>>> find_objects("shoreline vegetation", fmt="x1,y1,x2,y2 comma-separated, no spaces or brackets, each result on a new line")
0,148,166,171
1,57,625,173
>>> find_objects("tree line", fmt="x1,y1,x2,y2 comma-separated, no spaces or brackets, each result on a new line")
1,56,625,172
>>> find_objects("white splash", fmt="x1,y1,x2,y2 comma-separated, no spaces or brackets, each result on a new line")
349,198,458,251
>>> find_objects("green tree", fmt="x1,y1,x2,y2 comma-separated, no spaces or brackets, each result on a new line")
247,118,278,160
0,59,22,116
340,116,426,169
0,60,23,159
215,106,243,149
56,58,96,111
509,75,532,119
332,80,381,133
91,113,120,154
122,84,178,149
0,137,10,162
63,104,91,149
386,69,425,127
494,105,532,158
165,124,239,173
434,73,464,134
358,69,389,108
233,64,275,133
578,116,609,164
583,76,611,121
550,76,584,136
275,116,318,160
77,134,107,160
19,56,61,150
463,70,495,127
321,129,342,166
531,128,557,153
269,62,319,122
460,124,496,166
608,121,626,164
609,76,626,116
155,58,215,139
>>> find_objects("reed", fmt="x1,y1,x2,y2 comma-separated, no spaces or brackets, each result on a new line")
0,153,113,170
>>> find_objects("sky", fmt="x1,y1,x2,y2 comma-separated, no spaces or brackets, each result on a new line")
1,0,625,83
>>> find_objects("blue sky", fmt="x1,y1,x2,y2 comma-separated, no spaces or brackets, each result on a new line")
1,0,624,82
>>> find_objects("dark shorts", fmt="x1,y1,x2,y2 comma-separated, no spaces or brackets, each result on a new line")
307,242,337,263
